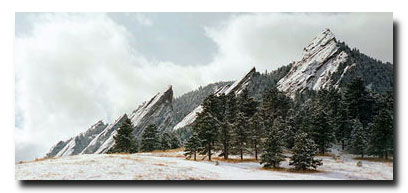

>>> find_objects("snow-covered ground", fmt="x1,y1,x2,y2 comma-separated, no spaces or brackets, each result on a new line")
16,149,393,180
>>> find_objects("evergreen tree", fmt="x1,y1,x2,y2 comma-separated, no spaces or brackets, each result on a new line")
290,131,322,170
159,132,172,150
261,87,291,120
283,108,297,149
350,119,369,158
344,77,375,127
232,112,249,160
249,112,265,160
214,93,231,159
218,119,232,159
369,109,393,159
236,88,259,160
334,101,353,150
140,124,159,152
109,115,138,153
311,109,335,155
310,90,336,154
184,133,201,161
238,88,258,118
260,117,285,168
194,95,220,160
169,132,181,149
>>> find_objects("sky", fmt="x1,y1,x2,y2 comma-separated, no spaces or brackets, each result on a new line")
14,12,393,162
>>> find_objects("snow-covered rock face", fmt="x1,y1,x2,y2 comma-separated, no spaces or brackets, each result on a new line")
172,67,256,131
80,114,128,155
277,29,348,96
47,87,175,157
130,86,174,136
46,120,108,157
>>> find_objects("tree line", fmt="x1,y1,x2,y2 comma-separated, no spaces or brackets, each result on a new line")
108,118,180,153
184,77,393,170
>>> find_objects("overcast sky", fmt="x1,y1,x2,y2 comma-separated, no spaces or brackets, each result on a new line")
15,12,393,162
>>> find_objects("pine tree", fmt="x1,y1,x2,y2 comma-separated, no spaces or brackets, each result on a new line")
217,93,238,160
289,131,322,170
194,94,220,161
215,93,231,159
232,112,249,160
311,109,335,155
261,87,291,120
109,115,138,153
159,132,172,150
310,90,336,155
334,101,352,150
169,132,181,149
238,88,258,118
140,124,159,152
350,119,369,158
236,89,259,160
249,112,265,160
344,77,375,127
184,133,201,161
369,109,393,159
283,108,297,149
260,116,285,168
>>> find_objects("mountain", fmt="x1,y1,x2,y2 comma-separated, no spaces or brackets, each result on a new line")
47,86,175,157
172,67,257,131
173,81,232,123
46,120,108,157
46,28,393,158
129,86,174,136
277,29,393,96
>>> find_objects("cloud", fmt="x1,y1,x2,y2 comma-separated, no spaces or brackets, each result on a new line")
204,13,393,75
15,13,201,161
127,13,153,26
15,13,392,161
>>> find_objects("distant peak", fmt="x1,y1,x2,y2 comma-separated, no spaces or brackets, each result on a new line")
302,28,337,58
314,28,336,43
166,85,173,93
163,85,173,99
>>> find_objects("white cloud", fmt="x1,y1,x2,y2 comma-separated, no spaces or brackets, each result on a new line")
15,13,200,161
126,13,153,26
204,13,393,75
15,13,392,161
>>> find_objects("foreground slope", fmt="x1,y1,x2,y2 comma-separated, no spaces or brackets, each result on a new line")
17,149,392,180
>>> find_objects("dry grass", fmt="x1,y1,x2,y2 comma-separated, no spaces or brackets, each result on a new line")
107,152,131,155
150,147,185,153
17,157,57,164
260,167,323,174
316,153,334,157
212,157,259,163
353,157,393,163
153,163,168,167
120,156,140,161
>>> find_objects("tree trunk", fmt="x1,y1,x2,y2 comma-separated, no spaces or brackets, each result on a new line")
194,152,196,161
341,140,345,150
240,149,243,160
254,143,258,160
208,143,212,161
224,143,228,159
321,142,325,155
